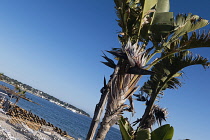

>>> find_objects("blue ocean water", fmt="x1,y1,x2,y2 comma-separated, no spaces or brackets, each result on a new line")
0,81,122,140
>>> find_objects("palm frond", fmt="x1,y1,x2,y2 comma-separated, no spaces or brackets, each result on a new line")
138,105,168,128
142,51,209,97
165,13,209,47
133,93,147,102
127,66,154,75
101,62,116,69
166,31,210,51
101,52,116,69
90,1,210,139
107,50,128,60
147,31,210,69
138,104,168,128
153,105,168,126
180,31,210,50
139,51,209,129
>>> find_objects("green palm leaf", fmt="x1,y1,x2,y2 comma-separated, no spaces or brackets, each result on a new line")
165,13,209,48
118,117,133,140
136,128,151,140
147,31,210,69
142,51,209,97
151,124,174,140
180,31,210,50
139,51,209,127
90,1,210,139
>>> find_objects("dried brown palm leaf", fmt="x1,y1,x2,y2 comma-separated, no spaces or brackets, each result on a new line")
96,69,141,139
153,105,168,126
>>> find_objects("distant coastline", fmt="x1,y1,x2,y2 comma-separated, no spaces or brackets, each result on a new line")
0,74,90,117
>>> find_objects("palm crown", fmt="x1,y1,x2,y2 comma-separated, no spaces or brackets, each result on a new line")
87,0,210,139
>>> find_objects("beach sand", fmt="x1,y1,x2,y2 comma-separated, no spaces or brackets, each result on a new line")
0,109,75,140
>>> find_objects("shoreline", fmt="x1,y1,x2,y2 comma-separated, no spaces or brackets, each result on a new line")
0,80,90,117
0,102,75,140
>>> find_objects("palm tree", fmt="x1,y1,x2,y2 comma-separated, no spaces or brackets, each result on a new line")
0,84,40,106
12,85,40,106
87,0,210,139
13,90,26,106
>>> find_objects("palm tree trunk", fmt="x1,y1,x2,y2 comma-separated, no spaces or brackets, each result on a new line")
95,111,118,140
96,125,111,140
138,95,156,129
95,117,112,140
86,90,109,140
86,66,120,140
95,91,126,140
95,68,140,139
95,89,121,140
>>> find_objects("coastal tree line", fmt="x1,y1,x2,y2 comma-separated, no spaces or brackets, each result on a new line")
0,74,90,117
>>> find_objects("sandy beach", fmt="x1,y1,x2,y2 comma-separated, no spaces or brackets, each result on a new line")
0,108,75,140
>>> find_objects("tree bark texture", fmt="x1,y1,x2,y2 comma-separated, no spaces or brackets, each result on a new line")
86,66,120,140
95,65,140,139
86,90,109,140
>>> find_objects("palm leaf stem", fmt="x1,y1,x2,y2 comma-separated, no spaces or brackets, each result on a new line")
146,51,159,64
146,49,188,70
139,52,210,129
138,74,173,129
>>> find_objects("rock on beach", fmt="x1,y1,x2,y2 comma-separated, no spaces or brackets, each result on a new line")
0,102,75,140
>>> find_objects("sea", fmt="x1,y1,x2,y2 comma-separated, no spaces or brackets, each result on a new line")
0,81,122,140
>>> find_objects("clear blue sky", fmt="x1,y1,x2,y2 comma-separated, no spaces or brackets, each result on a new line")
0,0,209,140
